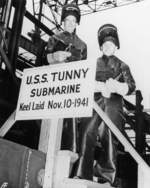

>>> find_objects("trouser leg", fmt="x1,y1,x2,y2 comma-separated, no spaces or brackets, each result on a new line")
73,111,102,180
61,118,79,153
94,122,117,183
94,99,124,184
61,118,74,151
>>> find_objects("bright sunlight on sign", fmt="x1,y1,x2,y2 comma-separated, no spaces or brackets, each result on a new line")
15,59,96,120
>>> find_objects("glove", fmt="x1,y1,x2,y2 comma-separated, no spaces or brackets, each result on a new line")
95,81,111,98
47,51,71,63
106,78,129,96
53,51,71,62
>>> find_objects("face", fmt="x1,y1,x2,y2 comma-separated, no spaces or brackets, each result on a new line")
101,41,117,56
63,15,77,33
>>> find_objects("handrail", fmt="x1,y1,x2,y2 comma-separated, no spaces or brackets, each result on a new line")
0,110,16,137
93,101,150,172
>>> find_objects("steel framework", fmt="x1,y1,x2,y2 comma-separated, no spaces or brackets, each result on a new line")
31,0,144,33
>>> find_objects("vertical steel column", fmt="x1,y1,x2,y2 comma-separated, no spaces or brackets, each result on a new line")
1,0,12,29
6,0,26,103
135,90,146,155
7,0,26,73
0,0,12,67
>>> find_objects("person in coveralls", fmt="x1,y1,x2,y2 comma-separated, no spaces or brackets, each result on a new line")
45,3,87,151
73,24,136,187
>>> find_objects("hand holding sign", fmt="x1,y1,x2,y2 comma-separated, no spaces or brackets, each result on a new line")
47,51,71,64
54,51,71,62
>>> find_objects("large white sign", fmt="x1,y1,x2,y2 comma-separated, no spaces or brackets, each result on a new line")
15,59,96,120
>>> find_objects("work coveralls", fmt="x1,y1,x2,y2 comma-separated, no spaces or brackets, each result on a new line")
46,31,87,151
74,55,136,183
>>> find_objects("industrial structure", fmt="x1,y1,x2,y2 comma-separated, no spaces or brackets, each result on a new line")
0,0,149,188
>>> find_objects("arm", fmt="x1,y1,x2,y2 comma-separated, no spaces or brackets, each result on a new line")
81,43,87,60
106,64,136,96
46,36,71,64
65,42,87,62
121,64,136,95
47,51,71,64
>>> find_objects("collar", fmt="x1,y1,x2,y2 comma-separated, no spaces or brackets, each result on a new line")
64,30,76,37
102,55,115,67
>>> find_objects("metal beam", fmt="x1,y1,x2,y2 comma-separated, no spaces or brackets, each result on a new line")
19,35,39,55
25,10,54,36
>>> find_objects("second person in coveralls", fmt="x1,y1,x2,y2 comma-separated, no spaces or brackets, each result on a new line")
73,24,136,187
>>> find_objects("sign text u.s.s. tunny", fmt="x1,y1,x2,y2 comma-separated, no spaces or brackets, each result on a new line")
15,59,96,120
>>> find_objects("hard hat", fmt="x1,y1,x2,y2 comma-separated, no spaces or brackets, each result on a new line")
98,24,120,49
61,3,81,24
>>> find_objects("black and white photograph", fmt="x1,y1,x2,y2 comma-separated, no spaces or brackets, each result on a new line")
0,0,150,188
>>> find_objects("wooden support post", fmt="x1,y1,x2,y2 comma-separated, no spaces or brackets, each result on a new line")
38,119,51,153
38,118,63,188
138,165,150,188
59,178,111,188
54,150,78,186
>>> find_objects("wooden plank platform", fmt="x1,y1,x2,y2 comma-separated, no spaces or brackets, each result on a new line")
57,178,114,188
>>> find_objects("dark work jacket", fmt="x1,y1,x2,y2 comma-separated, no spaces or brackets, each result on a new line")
45,31,87,63
95,55,136,101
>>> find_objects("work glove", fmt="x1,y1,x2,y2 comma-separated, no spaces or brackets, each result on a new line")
95,81,111,98
106,78,129,96
47,51,71,63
